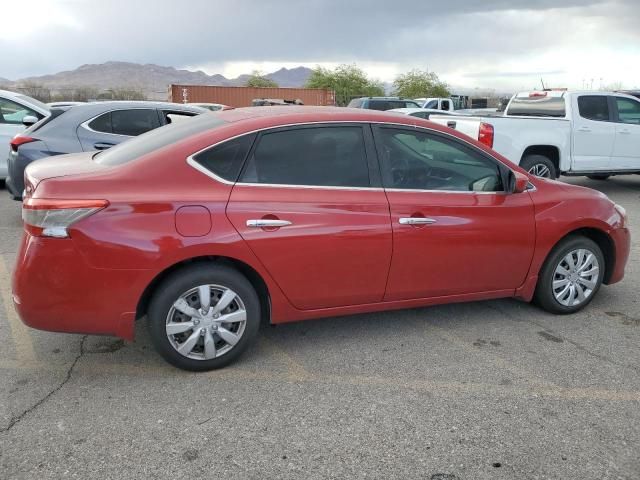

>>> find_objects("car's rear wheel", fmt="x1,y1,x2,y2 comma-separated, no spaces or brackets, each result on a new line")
520,155,556,179
587,174,610,180
534,236,604,314
148,264,261,371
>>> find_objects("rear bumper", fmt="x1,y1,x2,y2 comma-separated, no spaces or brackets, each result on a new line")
607,226,630,285
12,233,151,340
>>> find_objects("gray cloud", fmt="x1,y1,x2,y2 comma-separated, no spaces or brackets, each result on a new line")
1,0,638,88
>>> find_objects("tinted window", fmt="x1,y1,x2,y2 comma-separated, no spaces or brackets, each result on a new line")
410,111,430,119
424,100,438,109
347,98,363,108
193,134,255,182
506,96,566,117
111,109,160,136
615,97,640,125
241,126,370,187
88,112,112,133
0,98,38,125
578,96,610,121
376,127,503,192
95,113,226,166
368,100,390,111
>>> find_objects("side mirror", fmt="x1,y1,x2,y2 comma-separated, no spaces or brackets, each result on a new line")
509,170,530,193
22,115,38,127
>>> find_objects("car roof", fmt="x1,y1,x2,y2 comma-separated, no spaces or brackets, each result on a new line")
387,108,450,114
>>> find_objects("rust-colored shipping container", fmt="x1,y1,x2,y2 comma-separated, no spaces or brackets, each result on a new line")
169,84,335,107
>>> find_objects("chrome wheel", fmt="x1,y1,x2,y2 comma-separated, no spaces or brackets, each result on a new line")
552,249,600,307
166,285,247,360
528,163,552,178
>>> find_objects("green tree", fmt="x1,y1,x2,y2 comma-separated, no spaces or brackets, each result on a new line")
245,71,278,88
393,69,450,99
305,64,384,106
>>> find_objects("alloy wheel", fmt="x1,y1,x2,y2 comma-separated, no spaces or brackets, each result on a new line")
527,163,552,178
165,285,247,360
552,249,600,307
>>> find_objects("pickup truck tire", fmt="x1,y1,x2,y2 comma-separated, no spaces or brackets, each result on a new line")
587,174,610,180
520,155,556,179
534,236,604,314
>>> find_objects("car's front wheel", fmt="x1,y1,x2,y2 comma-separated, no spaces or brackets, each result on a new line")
534,236,604,314
148,264,261,371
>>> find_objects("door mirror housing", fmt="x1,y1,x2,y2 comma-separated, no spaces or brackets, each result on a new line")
22,115,38,127
509,170,530,193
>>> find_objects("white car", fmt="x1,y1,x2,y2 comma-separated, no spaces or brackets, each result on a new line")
388,107,458,120
413,97,455,111
429,90,640,179
0,90,50,179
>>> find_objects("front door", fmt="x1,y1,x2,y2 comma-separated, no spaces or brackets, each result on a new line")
572,95,615,171
372,125,535,301
226,124,392,310
611,96,640,170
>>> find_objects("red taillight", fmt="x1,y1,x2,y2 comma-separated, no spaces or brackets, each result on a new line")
478,122,494,149
10,135,36,152
22,198,109,238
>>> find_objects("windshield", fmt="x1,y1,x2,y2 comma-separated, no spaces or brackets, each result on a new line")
16,94,50,112
95,113,226,166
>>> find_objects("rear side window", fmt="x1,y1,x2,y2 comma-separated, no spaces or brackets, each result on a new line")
615,97,640,124
578,96,610,121
192,134,256,182
506,96,566,117
111,109,160,136
368,100,390,111
241,126,370,187
88,112,112,133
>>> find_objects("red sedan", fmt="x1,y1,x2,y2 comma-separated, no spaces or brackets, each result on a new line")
13,107,630,371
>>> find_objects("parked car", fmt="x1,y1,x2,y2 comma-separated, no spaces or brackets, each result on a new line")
6,101,205,198
429,90,640,179
347,97,420,111
188,103,231,111
388,107,458,120
413,97,455,111
14,107,630,371
0,90,50,180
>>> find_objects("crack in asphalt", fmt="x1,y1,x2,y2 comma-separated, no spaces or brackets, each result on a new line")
485,302,640,374
1,335,88,433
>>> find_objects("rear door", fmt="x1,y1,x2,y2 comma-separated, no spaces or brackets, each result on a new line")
226,123,393,310
77,108,160,151
611,96,640,170
372,125,535,300
571,95,615,171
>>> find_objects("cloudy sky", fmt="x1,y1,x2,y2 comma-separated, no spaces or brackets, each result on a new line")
1,0,639,92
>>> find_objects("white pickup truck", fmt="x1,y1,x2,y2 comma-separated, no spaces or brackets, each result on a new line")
429,90,640,179
414,97,455,112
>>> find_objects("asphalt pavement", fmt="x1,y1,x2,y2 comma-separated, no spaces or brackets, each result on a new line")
0,176,639,480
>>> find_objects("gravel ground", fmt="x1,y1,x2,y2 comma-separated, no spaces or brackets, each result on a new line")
0,176,638,480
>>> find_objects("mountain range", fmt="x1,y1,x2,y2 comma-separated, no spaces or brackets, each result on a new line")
0,62,315,99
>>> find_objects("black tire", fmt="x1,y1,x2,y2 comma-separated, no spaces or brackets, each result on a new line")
533,236,604,314
148,263,261,371
520,155,557,179
587,174,610,180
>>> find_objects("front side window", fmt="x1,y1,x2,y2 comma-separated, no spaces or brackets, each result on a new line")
241,126,370,187
0,98,38,125
376,127,503,192
615,97,640,125
368,100,390,111
578,96,610,121
111,109,160,136
424,100,438,109
192,134,256,182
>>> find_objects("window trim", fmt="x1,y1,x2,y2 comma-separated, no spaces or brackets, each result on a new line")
185,121,519,194
371,123,511,195
81,107,162,138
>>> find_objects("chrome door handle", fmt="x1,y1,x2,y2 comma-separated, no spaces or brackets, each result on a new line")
577,127,591,132
246,219,292,228
399,217,437,225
